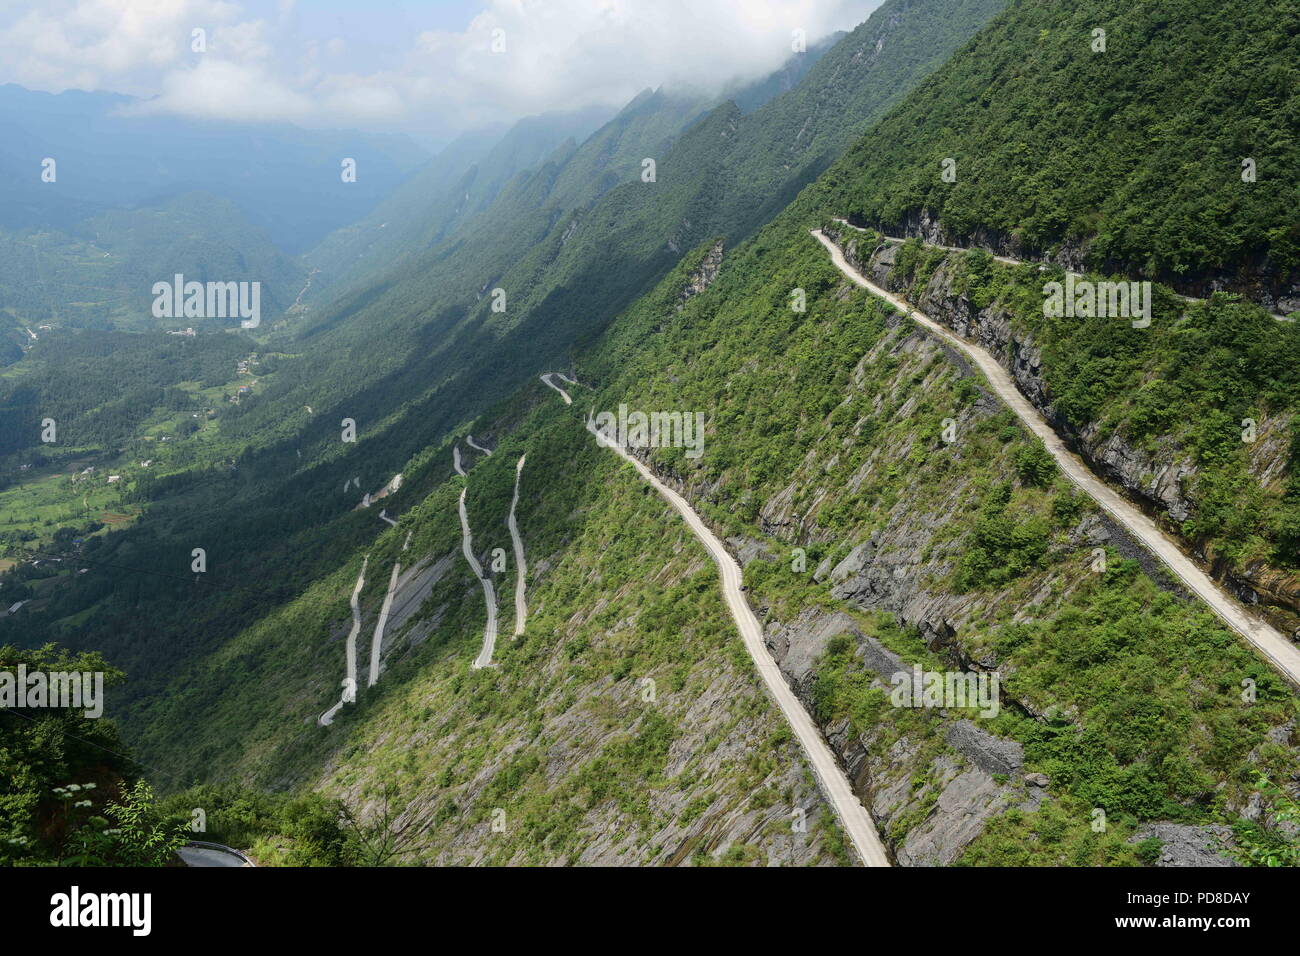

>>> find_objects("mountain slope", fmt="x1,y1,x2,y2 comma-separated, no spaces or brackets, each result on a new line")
0,0,1008,694
831,0,1300,310
230,0,1010,514
128,216,1300,866
10,0,1300,869
301,107,616,300
806,0,1300,634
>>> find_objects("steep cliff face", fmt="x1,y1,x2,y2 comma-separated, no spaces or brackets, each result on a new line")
864,208,1300,317
626,312,1152,863
823,224,1300,636
321,222,1298,867
600,226,1299,865
764,607,1046,865
676,240,725,310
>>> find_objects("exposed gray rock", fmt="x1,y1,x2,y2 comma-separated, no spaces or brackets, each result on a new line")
1130,824,1239,867
766,608,862,685
1239,790,1264,823
945,720,1023,777
1024,772,1050,788
830,539,877,584
895,760,1023,866
727,535,776,568
856,636,907,682
1266,719,1295,745
676,240,724,309
766,607,1027,865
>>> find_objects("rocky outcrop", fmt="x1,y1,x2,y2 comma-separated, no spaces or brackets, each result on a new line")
677,240,724,310
764,607,1041,866
945,720,1022,777
623,272,1296,863
1130,823,1240,867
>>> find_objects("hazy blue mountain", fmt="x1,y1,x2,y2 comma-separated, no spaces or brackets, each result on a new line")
0,83,427,253
303,105,617,299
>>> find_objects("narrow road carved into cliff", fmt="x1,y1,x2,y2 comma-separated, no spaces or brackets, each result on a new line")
319,556,368,726
457,452,499,669
508,454,528,637
814,228,1300,687
368,560,401,687
540,373,573,404
177,842,255,867
831,218,1294,322
536,375,889,865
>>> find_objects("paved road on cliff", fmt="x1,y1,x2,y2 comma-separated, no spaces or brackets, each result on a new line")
814,228,1300,688
535,377,892,866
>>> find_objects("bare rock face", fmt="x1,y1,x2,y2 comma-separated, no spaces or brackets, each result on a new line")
726,535,776,568
769,608,866,685
1081,427,1197,522
893,758,1040,867
945,720,1023,778
765,608,1036,866
676,240,725,310
1130,824,1240,867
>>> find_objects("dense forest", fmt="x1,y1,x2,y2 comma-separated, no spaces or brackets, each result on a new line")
829,0,1300,306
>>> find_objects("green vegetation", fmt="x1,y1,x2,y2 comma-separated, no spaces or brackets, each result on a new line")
832,0,1300,289
1,0,1008,811
0,644,189,866
6,0,1300,869
581,215,1299,863
805,0,1300,605
856,228,1300,586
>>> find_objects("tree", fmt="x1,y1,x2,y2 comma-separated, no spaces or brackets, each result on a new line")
338,784,419,866
1014,441,1057,487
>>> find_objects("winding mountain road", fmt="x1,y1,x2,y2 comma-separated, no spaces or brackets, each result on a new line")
177,842,254,867
508,454,528,637
813,228,1300,687
368,560,401,687
541,386,889,866
830,218,1294,322
540,373,573,404
453,444,467,477
466,434,493,456
459,486,499,669
319,556,368,726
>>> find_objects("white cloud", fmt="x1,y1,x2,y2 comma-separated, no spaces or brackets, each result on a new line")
0,0,243,94
0,0,878,131
404,0,875,129
143,56,313,121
